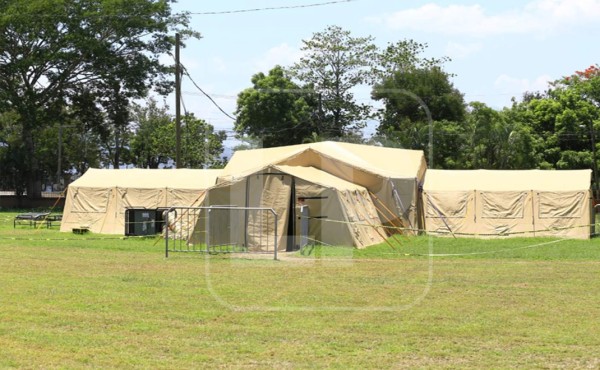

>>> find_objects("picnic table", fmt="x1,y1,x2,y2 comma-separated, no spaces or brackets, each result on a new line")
13,212,62,228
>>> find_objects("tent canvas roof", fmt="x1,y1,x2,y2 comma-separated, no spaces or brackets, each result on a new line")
423,169,591,192
221,141,425,180
320,141,425,178
70,168,222,190
270,165,371,191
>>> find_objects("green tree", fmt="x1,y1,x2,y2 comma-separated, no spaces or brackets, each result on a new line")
374,67,465,129
130,99,173,169
0,0,196,197
562,65,600,105
13,110,106,190
289,25,377,138
371,119,467,169
131,106,226,169
372,66,466,168
180,114,227,169
505,66,600,193
0,111,25,194
511,81,598,169
234,66,317,148
463,102,535,169
375,39,450,78
60,123,103,179
556,65,600,191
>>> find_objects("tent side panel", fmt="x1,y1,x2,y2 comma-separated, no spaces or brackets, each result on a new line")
475,191,534,237
105,188,166,235
163,189,207,241
424,190,475,236
166,189,207,208
390,178,419,235
533,190,591,239
305,188,354,248
190,181,247,248
338,190,386,248
294,181,381,248
60,186,78,233
60,187,113,234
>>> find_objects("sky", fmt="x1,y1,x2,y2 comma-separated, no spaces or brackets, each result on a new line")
165,0,600,141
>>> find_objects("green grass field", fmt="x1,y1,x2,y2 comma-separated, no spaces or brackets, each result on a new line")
1,211,600,368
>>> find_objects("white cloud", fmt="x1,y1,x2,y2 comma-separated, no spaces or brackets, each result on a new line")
180,55,200,70
253,43,304,73
210,57,227,73
180,56,226,74
445,42,483,59
493,74,553,95
369,0,600,37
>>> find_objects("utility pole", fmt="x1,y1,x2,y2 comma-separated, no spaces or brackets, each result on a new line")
175,32,182,168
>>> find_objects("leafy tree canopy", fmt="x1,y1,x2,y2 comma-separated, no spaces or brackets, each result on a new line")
371,66,466,167
374,39,451,79
0,0,197,196
234,66,317,148
130,99,174,169
373,66,465,129
289,25,378,138
130,101,226,169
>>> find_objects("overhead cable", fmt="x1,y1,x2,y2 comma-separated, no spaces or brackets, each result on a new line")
181,65,237,121
189,0,358,15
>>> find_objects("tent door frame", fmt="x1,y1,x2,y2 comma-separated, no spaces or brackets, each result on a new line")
244,172,297,252
286,177,296,251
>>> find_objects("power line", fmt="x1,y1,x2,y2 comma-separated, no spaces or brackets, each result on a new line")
180,93,188,116
181,91,237,99
181,65,236,121
189,0,358,15
1,0,358,19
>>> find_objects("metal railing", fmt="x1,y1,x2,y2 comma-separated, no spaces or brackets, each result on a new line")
165,206,278,260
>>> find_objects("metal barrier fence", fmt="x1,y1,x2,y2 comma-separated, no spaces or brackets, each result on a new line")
165,206,278,259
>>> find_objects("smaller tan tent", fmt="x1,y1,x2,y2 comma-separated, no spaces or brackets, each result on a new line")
423,169,593,239
61,168,221,234
192,165,386,251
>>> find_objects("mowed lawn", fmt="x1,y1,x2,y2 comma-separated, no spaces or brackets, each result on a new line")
1,212,600,368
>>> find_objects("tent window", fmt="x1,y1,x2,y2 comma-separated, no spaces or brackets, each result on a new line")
538,191,585,219
425,191,470,219
481,191,527,219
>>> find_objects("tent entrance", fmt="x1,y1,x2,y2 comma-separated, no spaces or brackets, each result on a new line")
245,172,297,251
286,177,297,251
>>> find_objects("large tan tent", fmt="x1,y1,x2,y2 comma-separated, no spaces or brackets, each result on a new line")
219,141,427,234
423,169,593,239
61,168,221,234
192,164,387,251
